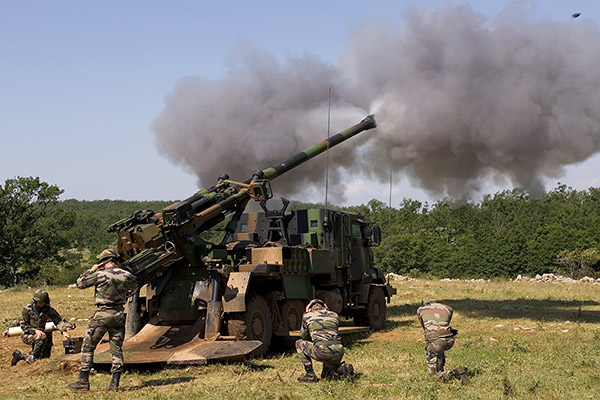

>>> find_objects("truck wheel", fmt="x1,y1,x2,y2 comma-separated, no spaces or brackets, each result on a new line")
354,286,386,330
281,300,304,332
227,294,272,356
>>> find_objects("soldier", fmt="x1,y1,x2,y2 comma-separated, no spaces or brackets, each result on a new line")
11,289,71,365
296,299,355,383
417,301,469,382
68,248,136,392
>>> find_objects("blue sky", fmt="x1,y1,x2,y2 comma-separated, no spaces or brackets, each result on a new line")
2,1,600,205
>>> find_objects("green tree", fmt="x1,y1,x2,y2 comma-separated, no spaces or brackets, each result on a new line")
0,177,75,287
556,248,600,279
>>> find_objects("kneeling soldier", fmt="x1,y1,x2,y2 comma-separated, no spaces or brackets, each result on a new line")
11,289,71,365
296,299,355,382
417,301,469,382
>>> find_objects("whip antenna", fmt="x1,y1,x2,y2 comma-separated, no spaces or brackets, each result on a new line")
389,168,393,226
325,87,331,211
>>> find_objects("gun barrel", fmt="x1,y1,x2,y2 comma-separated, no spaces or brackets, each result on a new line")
260,114,376,181
163,115,377,227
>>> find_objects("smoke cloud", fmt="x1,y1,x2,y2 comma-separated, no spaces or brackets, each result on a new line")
153,3,600,202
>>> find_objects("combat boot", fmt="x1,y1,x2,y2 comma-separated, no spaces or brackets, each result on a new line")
452,366,470,383
298,365,318,383
107,372,121,391
68,370,90,391
437,370,453,383
10,350,27,366
336,361,356,381
321,366,336,380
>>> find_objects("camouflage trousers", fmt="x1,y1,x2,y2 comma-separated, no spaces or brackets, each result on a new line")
80,308,126,374
296,339,344,372
425,336,455,377
22,332,53,359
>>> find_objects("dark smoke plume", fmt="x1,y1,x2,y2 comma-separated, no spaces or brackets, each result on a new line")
153,3,600,202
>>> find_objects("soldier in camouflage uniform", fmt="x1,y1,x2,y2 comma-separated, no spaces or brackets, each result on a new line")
68,248,136,392
417,301,469,382
11,289,71,365
295,299,355,383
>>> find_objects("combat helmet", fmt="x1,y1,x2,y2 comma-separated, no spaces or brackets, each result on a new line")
98,248,118,263
306,298,326,311
33,289,50,304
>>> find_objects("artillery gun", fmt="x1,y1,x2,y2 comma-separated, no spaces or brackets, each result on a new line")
65,114,395,366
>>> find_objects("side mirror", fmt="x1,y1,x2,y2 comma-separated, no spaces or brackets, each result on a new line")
371,225,381,246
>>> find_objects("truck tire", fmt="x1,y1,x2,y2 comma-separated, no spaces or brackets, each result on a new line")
227,294,272,356
280,299,304,332
353,286,386,330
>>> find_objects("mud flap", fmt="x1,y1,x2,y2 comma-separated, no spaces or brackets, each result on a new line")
61,317,261,366
223,271,252,313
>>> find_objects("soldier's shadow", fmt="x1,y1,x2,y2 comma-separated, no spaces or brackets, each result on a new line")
126,376,195,390
386,299,600,323
387,303,420,319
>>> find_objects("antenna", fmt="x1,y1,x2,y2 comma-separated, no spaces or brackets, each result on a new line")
325,87,331,211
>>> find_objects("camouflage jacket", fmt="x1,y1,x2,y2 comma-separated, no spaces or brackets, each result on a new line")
20,302,69,336
417,302,454,340
300,307,342,344
76,262,137,308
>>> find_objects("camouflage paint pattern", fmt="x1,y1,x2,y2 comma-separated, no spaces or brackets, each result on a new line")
296,305,344,371
89,116,383,365
261,115,376,181
20,302,69,359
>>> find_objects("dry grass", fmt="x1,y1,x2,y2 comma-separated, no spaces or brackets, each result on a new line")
1,279,600,399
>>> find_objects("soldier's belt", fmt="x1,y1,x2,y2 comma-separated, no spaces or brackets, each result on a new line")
316,340,342,346
424,331,454,340
95,304,125,311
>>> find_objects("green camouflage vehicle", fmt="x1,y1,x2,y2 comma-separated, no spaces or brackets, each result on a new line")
65,114,395,366
225,205,395,355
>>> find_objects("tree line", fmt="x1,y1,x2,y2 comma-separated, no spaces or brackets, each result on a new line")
343,186,600,279
1,176,599,288
0,177,170,288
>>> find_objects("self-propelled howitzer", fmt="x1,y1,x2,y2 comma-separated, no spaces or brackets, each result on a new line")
70,114,391,367
110,114,377,283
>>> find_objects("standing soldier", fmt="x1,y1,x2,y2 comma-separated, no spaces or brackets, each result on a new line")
68,248,136,392
11,289,71,365
417,301,469,382
295,299,355,382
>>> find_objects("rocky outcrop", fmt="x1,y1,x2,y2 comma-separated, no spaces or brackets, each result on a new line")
514,273,600,284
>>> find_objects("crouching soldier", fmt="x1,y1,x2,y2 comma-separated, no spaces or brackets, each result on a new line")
296,299,355,383
68,249,136,392
11,289,71,366
417,301,469,382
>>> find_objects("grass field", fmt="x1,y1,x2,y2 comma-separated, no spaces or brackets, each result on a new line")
1,279,600,399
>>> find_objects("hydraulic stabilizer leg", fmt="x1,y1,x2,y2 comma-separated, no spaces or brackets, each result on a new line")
205,270,223,339
125,289,141,340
